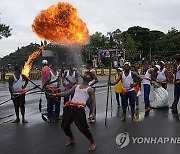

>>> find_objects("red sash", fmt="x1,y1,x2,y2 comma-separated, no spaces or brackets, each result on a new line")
144,78,151,81
50,87,58,94
64,101,86,108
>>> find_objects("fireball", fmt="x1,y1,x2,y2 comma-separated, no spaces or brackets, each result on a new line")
32,2,89,45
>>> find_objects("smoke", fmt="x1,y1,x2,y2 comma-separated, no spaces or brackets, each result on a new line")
67,46,83,69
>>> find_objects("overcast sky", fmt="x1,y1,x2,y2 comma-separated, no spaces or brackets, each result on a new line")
0,0,180,57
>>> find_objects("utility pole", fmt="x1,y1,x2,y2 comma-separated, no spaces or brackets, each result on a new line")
89,50,91,60
123,48,126,61
149,42,152,62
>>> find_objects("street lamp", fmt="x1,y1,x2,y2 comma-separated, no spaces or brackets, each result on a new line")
88,50,91,60
119,40,125,61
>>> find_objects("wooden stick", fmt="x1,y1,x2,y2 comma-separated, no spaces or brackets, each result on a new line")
0,85,40,106
25,77,61,122
25,77,59,102
105,63,112,126
110,82,113,117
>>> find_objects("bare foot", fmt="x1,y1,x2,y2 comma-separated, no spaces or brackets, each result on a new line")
22,119,28,123
89,142,96,151
132,117,137,122
12,118,20,123
65,139,75,146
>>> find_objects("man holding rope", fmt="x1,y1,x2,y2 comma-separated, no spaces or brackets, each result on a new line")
41,59,51,108
41,59,51,87
9,65,29,123
110,62,142,122
157,61,169,90
143,65,160,112
43,63,61,123
51,71,96,151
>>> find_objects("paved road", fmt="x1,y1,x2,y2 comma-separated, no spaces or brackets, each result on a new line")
0,76,180,154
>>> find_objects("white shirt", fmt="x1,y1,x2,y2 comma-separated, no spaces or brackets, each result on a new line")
72,85,90,103
65,70,77,84
143,69,151,85
157,68,167,83
122,71,134,91
50,71,59,87
12,74,23,94
176,65,180,80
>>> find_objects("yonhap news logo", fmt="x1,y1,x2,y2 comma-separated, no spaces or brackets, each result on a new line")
116,132,130,149
116,132,180,149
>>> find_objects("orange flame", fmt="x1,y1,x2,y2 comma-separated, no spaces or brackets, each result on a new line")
32,2,89,45
22,45,45,77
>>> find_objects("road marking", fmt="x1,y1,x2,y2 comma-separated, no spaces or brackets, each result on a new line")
0,91,107,125
95,91,107,95
0,114,14,120
0,119,13,125
0,107,47,125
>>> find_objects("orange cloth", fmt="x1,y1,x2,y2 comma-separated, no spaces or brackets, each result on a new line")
64,101,86,108
21,89,26,93
51,87,58,94
144,78,151,81
134,84,140,95
122,88,132,94
14,89,26,94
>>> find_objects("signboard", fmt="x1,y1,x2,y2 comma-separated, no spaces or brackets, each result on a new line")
42,50,54,57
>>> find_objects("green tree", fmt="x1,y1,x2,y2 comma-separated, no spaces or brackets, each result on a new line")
90,32,105,48
0,43,40,66
124,26,151,56
111,29,122,48
149,30,165,53
0,18,12,40
90,32,110,49
123,33,137,60
155,27,180,57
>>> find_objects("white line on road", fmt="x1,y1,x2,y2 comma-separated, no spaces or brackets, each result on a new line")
95,91,107,95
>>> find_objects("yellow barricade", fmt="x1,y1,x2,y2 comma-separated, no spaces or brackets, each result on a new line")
96,69,102,75
81,69,117,76
111,69,117,75
103,69,109,76
5,73,13,80
29,70,41,80
81,69,88,75
103,69,117,76
2,71,41,81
